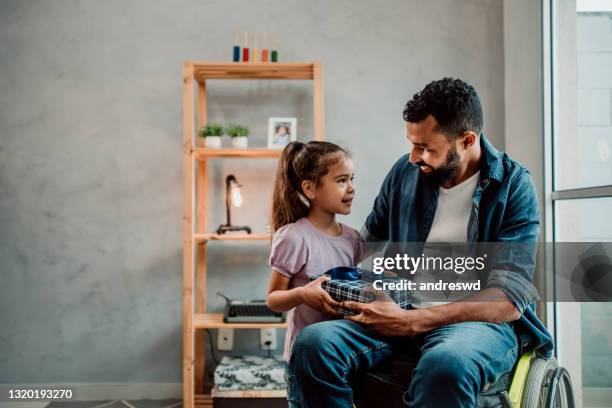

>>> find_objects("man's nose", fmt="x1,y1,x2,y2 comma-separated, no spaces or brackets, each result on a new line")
409,150,421,164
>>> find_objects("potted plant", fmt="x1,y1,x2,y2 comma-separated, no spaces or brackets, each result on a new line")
226,123,250,148
198,122,224,148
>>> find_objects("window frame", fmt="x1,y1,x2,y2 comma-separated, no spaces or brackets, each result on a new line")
543,0,612,404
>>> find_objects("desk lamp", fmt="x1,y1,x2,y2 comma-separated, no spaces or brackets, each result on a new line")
216,175,252,235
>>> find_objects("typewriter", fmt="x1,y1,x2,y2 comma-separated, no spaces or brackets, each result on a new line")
219,294,286,324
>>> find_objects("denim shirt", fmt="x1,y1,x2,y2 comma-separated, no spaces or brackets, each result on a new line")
364,134,554,358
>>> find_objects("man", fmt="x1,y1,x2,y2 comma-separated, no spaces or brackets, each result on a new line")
287,78,552,407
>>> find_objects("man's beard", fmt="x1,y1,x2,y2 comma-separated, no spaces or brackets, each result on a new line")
418,146,460,185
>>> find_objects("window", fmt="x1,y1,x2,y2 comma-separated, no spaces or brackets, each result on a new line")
546,0,612,405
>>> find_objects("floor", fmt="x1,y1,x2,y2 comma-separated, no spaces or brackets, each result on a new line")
0,402,184,408
45,401,182,408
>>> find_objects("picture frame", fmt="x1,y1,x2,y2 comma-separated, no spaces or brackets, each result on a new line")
267,117,297,149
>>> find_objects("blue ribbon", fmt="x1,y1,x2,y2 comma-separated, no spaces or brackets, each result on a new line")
324,266,362,281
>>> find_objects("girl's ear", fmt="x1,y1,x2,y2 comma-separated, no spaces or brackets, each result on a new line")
301,180,316,200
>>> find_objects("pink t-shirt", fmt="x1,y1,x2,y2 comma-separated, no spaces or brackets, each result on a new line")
269,217,361,361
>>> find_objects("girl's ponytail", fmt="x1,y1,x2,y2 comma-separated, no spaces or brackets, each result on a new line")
272,142,310,231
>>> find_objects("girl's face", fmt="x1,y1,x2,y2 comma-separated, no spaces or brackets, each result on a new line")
310,155,355,215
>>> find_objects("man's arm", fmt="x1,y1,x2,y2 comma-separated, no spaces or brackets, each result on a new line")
410,288,521,330
485,168,540,314
358,225,387,263
343,287,519,337
361,155,408,247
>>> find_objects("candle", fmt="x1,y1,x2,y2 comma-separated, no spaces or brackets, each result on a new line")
262,32,269,62
271,33,278,62
242,31,249,62
232,30,240,62
252,32,259,63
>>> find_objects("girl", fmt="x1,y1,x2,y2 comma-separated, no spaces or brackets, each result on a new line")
266,141,361,362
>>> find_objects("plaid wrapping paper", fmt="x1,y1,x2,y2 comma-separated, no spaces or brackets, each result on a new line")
321,269,411,316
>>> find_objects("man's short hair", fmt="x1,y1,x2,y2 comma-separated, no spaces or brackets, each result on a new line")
403,78,483,139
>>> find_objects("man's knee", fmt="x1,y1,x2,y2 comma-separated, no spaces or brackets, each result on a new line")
291,321,354,377
406,347,482,407
417,346,481,390
292,322,332,357
289,321,368,406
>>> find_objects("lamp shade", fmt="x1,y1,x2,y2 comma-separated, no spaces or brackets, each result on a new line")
226,175,243,208
230,185,243,207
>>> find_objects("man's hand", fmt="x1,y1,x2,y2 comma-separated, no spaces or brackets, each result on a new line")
298,276,341,318
342,288,521,337
342,300,424,337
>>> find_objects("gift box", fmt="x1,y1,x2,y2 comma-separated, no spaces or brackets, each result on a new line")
321,267,411,316
214,355,287,391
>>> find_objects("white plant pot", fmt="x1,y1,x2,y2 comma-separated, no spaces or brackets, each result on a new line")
204,136,222,148
231,137,248,148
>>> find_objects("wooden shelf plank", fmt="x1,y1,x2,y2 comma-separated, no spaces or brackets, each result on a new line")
195,148,282,160
194,313,288,329
211,387,287,398
195,233,272,243
194,393,213,408
192,61,315,81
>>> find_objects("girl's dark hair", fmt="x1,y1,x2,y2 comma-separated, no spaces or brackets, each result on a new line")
272,141,348,231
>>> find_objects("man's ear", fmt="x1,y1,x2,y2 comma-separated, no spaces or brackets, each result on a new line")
301,180,316,200
460,131,478,150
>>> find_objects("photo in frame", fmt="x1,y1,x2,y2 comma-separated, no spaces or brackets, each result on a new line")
267,117,297,149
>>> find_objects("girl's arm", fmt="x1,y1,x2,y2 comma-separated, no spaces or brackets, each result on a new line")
267,270,341,316
266,270,302,311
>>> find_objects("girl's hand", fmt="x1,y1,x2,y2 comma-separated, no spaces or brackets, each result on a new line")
299,276,341,317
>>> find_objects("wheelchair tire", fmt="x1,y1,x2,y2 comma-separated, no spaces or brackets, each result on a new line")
521,357,558,408
546,367,575,408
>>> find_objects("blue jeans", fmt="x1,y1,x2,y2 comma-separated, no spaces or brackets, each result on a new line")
286,319,518,408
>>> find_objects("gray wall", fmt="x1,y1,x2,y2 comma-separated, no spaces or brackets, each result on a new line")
0,0,505,384
502,0,547,325
503,0,544,217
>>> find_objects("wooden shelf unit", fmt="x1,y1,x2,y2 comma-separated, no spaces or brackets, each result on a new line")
183,61,324,408
192,61,317,81
194,148,282,160
194,233,272,244
194,313,289,329
211,387,287,398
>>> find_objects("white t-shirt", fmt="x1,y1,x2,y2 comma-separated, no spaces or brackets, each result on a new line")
426,170,480,243
412,171,480,308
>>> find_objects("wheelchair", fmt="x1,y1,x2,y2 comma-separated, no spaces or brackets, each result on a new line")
352,351,575,407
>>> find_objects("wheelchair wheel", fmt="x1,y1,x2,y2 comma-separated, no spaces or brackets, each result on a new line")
521,357,558,408
545,367,575,408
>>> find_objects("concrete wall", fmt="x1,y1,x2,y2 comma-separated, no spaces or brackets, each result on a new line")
0,0,505,386
503,0,544,215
